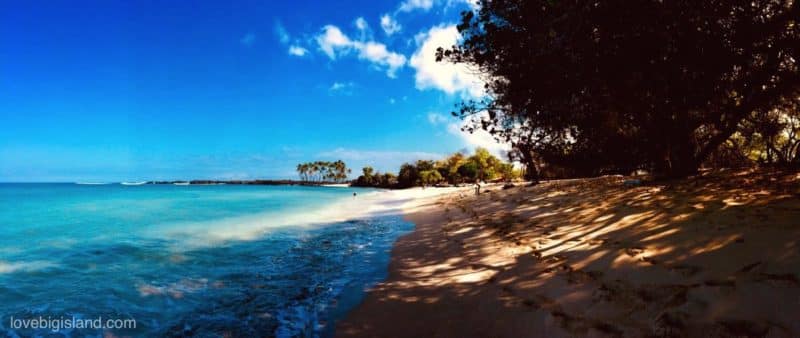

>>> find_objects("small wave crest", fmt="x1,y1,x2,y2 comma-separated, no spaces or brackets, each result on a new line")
147,189,415,248
0,260,57,274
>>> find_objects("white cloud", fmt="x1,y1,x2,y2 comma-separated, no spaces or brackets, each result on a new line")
410,24,485,98
446,111,511,159
329,82,351,90
316,25,354,59
398,0,478,12
319,148,444,173
446,0,479,11
288,45,308,56
276,21,311,57
274,22,290,44
354,17,375,42
399,0,435,12
427,112,449,125
315,25,406,78
380,14,402,36
355,17,368,31
389,98,396,104
329,81,355,95
240,33,256,46
356,41,407,78
319,148,442,161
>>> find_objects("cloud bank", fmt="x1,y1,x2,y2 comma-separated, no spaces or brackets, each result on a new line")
410,25,485,98
316,25,407,78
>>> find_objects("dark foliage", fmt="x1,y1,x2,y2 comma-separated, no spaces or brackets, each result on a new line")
351,148,519,188
440,0,800,178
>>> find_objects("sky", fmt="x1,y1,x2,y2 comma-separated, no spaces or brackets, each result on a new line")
0,0,506,182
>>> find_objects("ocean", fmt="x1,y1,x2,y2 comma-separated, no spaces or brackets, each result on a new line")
0,183,413,337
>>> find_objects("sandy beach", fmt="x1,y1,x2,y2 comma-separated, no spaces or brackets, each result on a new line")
338,170,800,337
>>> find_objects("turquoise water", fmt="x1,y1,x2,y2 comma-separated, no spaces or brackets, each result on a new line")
0,183,411,337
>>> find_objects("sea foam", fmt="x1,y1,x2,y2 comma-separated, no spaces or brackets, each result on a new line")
146,189,414,248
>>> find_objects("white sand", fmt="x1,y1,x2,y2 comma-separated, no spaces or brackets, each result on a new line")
339,171,800,337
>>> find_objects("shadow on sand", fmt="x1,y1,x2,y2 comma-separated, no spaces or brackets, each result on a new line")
338,169,800,337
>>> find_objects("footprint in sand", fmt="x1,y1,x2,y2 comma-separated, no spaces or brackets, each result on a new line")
567,269,602,284
587,238,609,246
542,266,558,274
549,310,588,333
540,254,566,265
642,257,659,265
624,246,646,257
652,311,689,337
593,280,642,307
593,282,621,303
636,284,689,308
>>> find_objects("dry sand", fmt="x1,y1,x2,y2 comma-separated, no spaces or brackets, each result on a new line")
338,170,800,337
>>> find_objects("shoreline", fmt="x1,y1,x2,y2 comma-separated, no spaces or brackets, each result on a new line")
318,186,474,337
0,184,470,337
337,172,800,337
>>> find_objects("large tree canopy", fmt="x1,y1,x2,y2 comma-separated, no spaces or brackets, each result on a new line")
440,0,799,178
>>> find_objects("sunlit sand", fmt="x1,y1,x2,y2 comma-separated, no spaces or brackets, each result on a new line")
340,170,800,337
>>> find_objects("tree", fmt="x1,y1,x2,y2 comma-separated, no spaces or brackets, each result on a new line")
440,0,800,178
415,160,435,172
738,104,800,166
444,152,465,182
379,172,398,187
419,170,444,187
497,163,516,182
397,163,419,188
295,160,350,183
362,166,375,185
469,147,502,181
352,148,517,188
296,163,308,182
457,161,479,182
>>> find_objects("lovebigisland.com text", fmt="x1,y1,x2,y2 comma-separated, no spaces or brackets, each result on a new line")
8,315,136,333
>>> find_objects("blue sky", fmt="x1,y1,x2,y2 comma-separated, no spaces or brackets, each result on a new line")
0,0,504,182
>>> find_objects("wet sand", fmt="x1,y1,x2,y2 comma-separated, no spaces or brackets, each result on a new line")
338,170,800,337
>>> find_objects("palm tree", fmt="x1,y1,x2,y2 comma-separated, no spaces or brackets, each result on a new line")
296,163,308,182
295,160,349,183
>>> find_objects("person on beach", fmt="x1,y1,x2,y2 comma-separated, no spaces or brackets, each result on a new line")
474,181,481,195
353,192,357,199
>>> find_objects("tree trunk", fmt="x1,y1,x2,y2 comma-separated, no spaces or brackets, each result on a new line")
524,162,540,184
656,131,701,179
519,147,540,184
511,142,541,184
